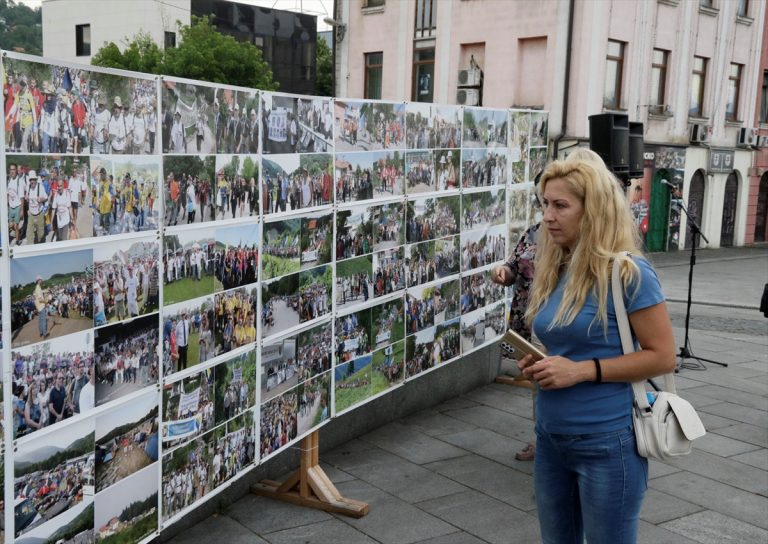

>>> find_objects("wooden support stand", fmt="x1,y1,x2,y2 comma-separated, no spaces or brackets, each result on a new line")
495,374,535,390
251,430,370,518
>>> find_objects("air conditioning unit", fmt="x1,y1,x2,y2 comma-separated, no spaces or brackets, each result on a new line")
737,127,757,148
689,123,710,144
758,135,768,148
649,104,673,116
458,68,482,87
457,88,480,106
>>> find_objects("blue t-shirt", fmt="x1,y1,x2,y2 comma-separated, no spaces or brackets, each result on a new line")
532,257,665,434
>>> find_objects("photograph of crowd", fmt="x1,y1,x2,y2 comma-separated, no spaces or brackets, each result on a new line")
301,211,333,270
95,463,158,544
372,298,405,349
262,153,334,214
405,241,435,288
528,147,548,182
372,247,406,297
295,372,331,436
485,302,506,339
162,78,258,154
299,265,332,323
336,206,373,260
463,188,506,231
90,154,161,236
433,105,462,148
212,286,258,357
262,217,301,280
11,329,95,438
15,500,93,544
335,309,372,363
214,352,257,425
406,102,433,149
13,416,95,537
162,296,215,375
461,148,508,188
95,392,158,493
510,111,531,163
336,256,373,309
261,273,300,338
162,368,215,451
162,230,215,306
461,308,486,352
406,285,435,335
530,112,549,147
162,155,216,226
262,93,333,154
261,320,332,402
335,150,405,202
161,430,215,522
434,318,461,365
462,107,508,148
212,412,256,487
6,156,94,246
334,355,372,414
214,223,259,291
4,56,157,155
461,271,505,314
434,236,460,279
405,327,435,379
508,188,531,244
334,100,405,152
371,202,404,250
93,239,159,326
372,341,405,390
433,149,460,190
213,154,259,220
260,388,298,458
95,314,159,406
405,150,435,193
434,279,461,326
406,195,460,244
10,248,93,348
461,224,506,272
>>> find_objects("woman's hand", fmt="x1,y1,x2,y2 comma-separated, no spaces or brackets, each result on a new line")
491,265,512,286
521,355,591,390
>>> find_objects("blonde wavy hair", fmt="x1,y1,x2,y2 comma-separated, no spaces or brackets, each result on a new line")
525,155,644,333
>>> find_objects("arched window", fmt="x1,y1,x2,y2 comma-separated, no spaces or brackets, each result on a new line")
685,170,706,249
720,173,738,247
755,172,768,243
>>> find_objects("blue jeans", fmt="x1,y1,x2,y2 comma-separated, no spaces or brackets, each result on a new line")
534,425,648,544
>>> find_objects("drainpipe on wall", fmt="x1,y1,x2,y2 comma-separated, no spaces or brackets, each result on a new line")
552,0,575,159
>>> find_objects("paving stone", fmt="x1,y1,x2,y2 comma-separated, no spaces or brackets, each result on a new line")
442,404,533,442
361,422,468,465
660,510,768,544
696,411,739,431
411,531,487,544
461,384,534,415
693,431,761,457
636,519,700,544
323,445,404,472
226,494,333,535
438,427,534,474
661,448,768,497
263,519,378,544
674,388,729,409
684,372,768,396
415,490,540,544
166,514,269,544
438,396,480,411
699,401,767,427
640,489,704,524
715,422,768,448
738,360,768,373
648,459,683,480
687,384,768,411
730,448,768,471
400,409,479,437
320,461,357,484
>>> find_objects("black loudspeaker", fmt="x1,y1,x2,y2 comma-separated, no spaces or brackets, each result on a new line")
628,122,644,178
589,113,629,179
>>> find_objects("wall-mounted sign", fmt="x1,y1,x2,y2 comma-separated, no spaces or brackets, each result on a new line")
709,148,735,174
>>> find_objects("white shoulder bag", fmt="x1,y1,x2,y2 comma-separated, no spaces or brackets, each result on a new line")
611,257,706,460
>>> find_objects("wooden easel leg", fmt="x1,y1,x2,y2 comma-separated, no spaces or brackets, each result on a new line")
251,430,370,518
495,374,535,389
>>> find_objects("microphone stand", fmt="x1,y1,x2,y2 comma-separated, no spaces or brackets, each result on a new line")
669,192,728,371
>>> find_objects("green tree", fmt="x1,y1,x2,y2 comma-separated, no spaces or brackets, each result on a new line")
315,37,333,96
0,0,42,55
91,32,163,74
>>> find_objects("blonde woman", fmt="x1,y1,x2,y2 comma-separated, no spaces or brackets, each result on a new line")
518,157,675,543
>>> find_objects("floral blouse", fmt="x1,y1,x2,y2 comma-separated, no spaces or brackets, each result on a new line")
504,223,540,340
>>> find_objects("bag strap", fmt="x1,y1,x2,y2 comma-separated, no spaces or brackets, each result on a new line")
611,254,676,413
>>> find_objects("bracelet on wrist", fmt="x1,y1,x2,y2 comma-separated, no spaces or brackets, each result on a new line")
592,357,602,384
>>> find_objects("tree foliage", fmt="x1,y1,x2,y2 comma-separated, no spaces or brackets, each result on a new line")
0,0,42,55
315,37,333,97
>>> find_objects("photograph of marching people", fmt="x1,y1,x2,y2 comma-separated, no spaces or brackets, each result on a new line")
406,284,435,335
261,153,334,214
371,202,404,250
214,352,257,425
261,320,332,402
93,239,159,326
212,286,258,357
162,368,215,451
296,371,331,435
163,229,215,305
161,430,215,522
162,296,215,375
371,341,405,391
434,235,460,279
510,111,530,182
3,55,158,155
262,216,300,280
433,105,462,149
405,150,435,194
95,314,159,406
261,93,333,154
10,248,93,348
372,246,406,297
299,265,332,323
95,463,158,544
405,241,435,288
336,255,373,310
95,392,158,493
14,500,93,544
213,411,257,486
335,308,372,364
461,308,486,352
529,147,548,182
334,99,405,152
406,194,460,244
6,156,93,246
162,155,216,226
301,211,333,270
434,318,461,365
372,297,405,349
461,147,509,188
434,149,460,190
434,279,461,326
461,224,506,272
335,150,405,202
213,154,260,220
462,107,508,148
406,102,434,149
462,187,506,231
461,270,505,314
530,111,549,147
162,77,258,154
336,205,373,259
508,187,531,244
334,355,373,414
485,302,506,339
214,223,260,291
11,329,95,438
13,416,95,537
261,273,299,339
405,327,435,379
260,387,298,458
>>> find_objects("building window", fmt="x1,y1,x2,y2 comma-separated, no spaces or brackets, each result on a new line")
165,31,177,48
603,40,625,110
75,24,91,56
689,56,707,117
725,63,742,121
760,71,768,124
414,0,437,39
736,0,749,16
412,48,435,103
699,0,713,6
363,0,386,7
650,48,669,107
364,52,383,99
